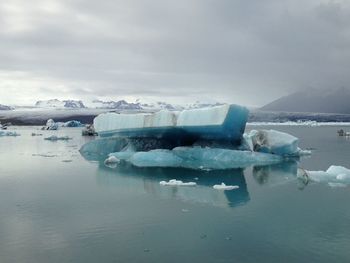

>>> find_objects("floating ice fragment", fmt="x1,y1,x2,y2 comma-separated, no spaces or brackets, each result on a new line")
44,135,72,141
245,129,299,156
31,133,43,136
45,119,59,130
62,120,84,127
301,165,350,187
328,182,347,188
104,156,120,164
0,130,20,136
213,183,239,190
159,179,197,186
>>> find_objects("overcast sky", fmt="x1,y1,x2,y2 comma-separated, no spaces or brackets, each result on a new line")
0,0,349,106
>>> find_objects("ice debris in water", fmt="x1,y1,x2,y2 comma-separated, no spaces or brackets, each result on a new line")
0,130,20,136
213,183,239,190
243,129,300,156
104,156,120,164
45,119,59,130
44,119,83,130
111,147,283,170
62,120,84,127
159,179,197,186
301,165,350,187
31,133,43,136
44,135,72,141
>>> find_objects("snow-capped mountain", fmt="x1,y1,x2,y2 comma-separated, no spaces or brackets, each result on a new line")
185,101,224,109
35,99,86,109
138,100,184,111
0,104,13,110
89,100,142,110
32,98,224,111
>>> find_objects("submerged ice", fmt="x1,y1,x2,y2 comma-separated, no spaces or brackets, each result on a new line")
110,147,283,170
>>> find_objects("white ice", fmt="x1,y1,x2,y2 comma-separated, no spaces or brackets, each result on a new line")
244,129,299,156
159,179,197,186
0,130,20,136
213,183,239,190
94,104,233,133
104,156,120,164
303,165,350,186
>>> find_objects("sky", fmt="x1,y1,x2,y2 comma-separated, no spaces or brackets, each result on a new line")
0,0,349,107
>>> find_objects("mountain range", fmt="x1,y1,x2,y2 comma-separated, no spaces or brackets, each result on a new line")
0,99,223,111
261,88,350,114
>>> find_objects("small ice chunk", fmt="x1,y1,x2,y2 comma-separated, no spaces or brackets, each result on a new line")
45,119,59,130
44,135,72,141
62,120,84,127
159,179,197,186
31,133,43,136
304,165,350,186
104,156,120,164
0,130,20,136
213,183,239,190
328,182,347,188
246,129,299,156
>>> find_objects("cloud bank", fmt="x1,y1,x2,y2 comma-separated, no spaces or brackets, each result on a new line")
0,0,349,106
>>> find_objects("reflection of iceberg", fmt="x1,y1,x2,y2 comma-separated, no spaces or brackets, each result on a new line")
95,164,250,208
253,161,299,186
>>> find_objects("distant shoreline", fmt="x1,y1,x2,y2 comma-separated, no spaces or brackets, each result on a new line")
2,109,350,126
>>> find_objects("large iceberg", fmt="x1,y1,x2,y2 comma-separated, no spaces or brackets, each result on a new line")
80,104,310,170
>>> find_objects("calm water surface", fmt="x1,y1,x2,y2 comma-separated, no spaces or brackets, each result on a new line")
1,126,350,263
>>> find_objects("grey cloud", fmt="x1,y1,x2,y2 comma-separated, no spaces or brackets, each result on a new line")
0,0,349,106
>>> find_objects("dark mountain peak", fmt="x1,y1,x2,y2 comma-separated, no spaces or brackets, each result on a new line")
261,87,350,114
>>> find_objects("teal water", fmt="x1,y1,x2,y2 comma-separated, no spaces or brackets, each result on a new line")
1,126,350,263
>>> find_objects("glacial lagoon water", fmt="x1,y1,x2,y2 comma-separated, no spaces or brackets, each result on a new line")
1,126,350,263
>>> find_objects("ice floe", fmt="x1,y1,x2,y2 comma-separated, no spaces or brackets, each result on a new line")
244,129,299,156
0,130,20,136
301,165,350,187
159,179,197,186
104,156,120,164
44,135,72,141
213,183,239,190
